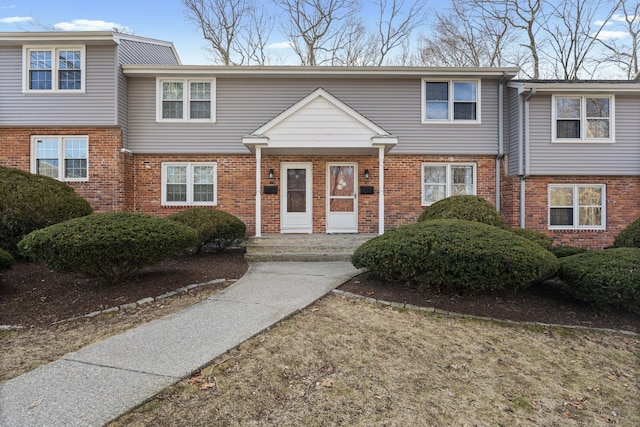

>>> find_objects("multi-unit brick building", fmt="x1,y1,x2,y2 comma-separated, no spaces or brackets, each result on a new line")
1,31,639,248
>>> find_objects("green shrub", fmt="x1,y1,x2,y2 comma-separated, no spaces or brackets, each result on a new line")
352,219,559,294
550,246,587,258
0,247,14,271
18,212,199,285
508,228,553,250
417,195,505,228
559,248,640,314
168,208,246,251
612,217,640,248
0,166,92,254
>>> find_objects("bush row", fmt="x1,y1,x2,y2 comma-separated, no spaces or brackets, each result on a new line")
18,209,246,285
0,166,92,255
352,219,559,294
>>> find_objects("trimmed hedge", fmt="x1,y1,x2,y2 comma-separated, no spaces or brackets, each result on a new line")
0,247,14,271
550,246,587,258
508,228,553,250
418,195,505,228
612,217,640,248
559,248,640,314
168,208,246,250
0,166,92,254
352,219,559,294
18,212,199,285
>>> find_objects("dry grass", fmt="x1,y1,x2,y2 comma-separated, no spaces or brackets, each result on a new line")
0,281,233,381
112,294,640,427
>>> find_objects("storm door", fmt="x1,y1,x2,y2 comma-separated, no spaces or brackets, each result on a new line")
281,163,312,233
326,163,358,233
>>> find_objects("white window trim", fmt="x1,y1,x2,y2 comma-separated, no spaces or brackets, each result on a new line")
421,79,481,124
161,162,218,206
22,45,86,93
551,95,615,143
548,184,606,230
421,162,477,206
30,135,89,182
156,78,216,122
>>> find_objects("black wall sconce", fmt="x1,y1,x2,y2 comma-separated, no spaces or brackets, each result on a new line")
364,169,370,179
268,169,274,179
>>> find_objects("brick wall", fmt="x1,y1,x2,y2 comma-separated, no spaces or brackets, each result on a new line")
521,176,640,249
0,127,126,213
130,153,497,236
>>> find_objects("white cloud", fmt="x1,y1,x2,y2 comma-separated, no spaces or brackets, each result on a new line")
596,30,630,41
0,16,32,24
267,41,293,49
53,19,128,32
594,19,611,26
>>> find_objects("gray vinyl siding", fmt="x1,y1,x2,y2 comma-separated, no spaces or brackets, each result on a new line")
528,94,640,175
0,45,117,126
116,40,180,147
128,76,502,155
507,87,522,176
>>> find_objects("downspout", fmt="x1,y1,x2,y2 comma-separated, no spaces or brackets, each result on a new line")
520,88,536,228
495,72,509,212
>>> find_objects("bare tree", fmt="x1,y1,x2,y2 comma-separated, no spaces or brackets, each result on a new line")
595,0,640,79
418,0,513,67
541,0,621,80
274,0,362,65
183,0,272,65
372,0,428,65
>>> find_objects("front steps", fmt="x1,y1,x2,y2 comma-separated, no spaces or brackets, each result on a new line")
244,234,376,262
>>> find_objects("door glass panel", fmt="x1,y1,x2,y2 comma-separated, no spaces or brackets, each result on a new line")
329,166,354,212
287,169,306,213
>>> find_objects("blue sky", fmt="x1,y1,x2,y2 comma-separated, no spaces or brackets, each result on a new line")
0,0,633,67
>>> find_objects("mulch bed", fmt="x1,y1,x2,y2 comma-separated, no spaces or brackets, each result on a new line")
0,250,248,327
340,273,640,334
2,251,638,334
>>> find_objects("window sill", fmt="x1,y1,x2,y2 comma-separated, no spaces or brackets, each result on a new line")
421,120,482,125
552,139,615,144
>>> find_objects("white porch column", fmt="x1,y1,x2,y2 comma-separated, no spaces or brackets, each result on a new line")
378,146,385,235
255,146,262,237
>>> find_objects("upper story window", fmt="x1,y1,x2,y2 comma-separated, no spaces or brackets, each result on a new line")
23,46,85,92
422,79,480,123
157,79,216,122
30,136,88,181
548,184,606,230
161,162,217,206
553,95,614,142
422,163,476,205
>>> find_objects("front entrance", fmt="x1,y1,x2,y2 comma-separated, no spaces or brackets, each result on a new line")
326,163,358,233
281,162,312,233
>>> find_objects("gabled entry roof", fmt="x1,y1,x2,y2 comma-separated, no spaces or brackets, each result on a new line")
243,88,397,155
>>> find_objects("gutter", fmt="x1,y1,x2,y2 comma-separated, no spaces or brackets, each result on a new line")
495,71,509,212
520,88,536,228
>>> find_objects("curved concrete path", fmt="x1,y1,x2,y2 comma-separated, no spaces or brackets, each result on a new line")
0,261,360,427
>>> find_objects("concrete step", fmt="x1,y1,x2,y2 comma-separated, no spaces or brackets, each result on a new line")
244,234,376,262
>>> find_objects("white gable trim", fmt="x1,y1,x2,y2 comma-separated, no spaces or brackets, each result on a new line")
243,88,397,154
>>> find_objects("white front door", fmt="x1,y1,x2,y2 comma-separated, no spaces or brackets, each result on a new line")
327,163,358,233
281,162,313,233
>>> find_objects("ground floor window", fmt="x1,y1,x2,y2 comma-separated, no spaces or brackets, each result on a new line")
548,184,605,229
161,162,217,206
422,163,476,205
30,136,88,181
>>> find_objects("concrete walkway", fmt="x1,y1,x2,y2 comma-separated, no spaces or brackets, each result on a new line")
0,262,360,427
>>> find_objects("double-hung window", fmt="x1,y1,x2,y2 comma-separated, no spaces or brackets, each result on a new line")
422,163,476,205
157,79,216,122
422,79,480,123
23,46,85,92
553,96,614,142
549,184,606,229
30,136,88,181
162,163,217,206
